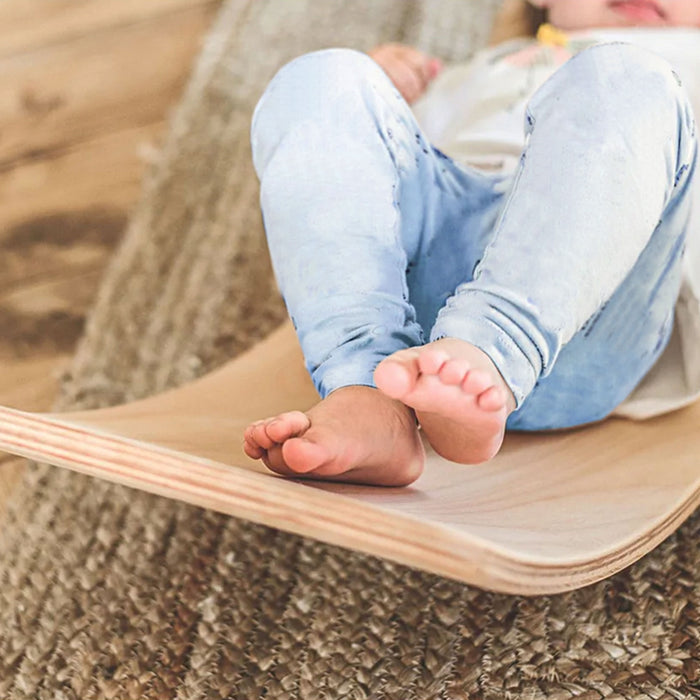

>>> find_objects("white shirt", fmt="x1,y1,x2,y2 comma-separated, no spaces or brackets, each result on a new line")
412,27,700,419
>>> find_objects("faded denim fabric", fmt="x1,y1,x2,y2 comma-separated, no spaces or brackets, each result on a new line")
251,43,697,431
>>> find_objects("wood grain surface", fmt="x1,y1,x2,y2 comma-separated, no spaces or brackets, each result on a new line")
0,0,220,514
1,321,697,594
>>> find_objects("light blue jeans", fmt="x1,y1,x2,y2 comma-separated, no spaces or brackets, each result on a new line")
251,43,697,430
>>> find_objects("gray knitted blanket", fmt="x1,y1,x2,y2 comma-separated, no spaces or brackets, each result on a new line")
0,2,698,697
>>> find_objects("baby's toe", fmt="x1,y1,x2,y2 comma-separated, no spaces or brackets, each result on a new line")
477,386,506,412
461,369,492,395
243,437,265,459
244,421,264,447
251,420,277,450
438,358,470,386
375,350,420,397
265,411,311,443
417,349,449,375
261,444,298,476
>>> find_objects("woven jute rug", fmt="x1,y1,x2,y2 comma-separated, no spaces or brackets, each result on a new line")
1,1,698,698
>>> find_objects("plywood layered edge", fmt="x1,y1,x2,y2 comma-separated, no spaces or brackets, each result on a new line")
0,322,697,595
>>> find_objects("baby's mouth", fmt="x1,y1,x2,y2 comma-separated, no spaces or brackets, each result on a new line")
608,0,667,23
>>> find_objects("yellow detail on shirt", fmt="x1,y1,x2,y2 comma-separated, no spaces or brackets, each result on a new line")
536,23,570,48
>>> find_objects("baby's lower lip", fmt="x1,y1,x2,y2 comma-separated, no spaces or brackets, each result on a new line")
610,1,665,22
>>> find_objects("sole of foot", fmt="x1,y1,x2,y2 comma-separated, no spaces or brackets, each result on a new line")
374,338,515,464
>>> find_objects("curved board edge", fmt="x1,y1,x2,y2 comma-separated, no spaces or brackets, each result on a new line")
0,404,697,595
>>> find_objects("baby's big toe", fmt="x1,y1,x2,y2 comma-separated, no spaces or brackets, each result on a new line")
374,350,419,398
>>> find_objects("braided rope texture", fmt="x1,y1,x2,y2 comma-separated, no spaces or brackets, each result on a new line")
1,1,698,697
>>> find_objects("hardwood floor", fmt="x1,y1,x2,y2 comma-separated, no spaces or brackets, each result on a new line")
0,0,221,513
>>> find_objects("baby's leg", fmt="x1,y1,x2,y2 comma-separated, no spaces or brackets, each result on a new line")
377,43,697,450
247,50,422,484
246,49,507,483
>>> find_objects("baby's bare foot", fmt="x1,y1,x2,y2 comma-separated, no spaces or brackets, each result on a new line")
243,386,424,486
374,338,516,464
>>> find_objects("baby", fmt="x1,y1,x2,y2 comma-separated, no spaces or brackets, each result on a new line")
244,0,700,486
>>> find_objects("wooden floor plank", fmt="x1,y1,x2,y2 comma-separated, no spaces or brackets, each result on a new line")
0,355,67,412
0,122,164,241
0,4,218,171
0,0,220,57
0,0,218,509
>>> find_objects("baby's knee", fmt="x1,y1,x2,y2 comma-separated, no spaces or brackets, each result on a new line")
250,48,390,173
586,43,694,157
592,42,685,95
269,47,381,88
252,48,385,130
549,42,691,114
251,49,399,178
529,42,695,160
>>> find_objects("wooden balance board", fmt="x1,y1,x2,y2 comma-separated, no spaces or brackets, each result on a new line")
0,321,697,595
